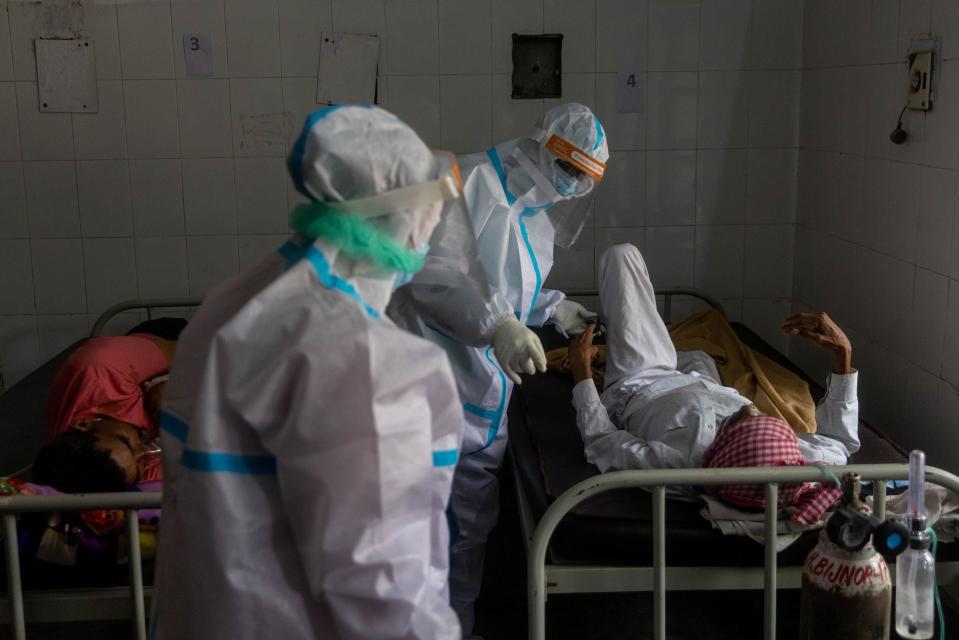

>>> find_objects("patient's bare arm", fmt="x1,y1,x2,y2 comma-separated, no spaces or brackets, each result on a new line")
781,311,853,375
569,324,599,384
143,380,166,421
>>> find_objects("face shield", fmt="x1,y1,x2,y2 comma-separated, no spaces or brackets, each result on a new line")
540,130,606,248
508,129,607,248
412,152,491,299
502,104,609,248
309,151,490,299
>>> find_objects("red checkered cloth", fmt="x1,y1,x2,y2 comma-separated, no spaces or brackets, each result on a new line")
701,415,842,526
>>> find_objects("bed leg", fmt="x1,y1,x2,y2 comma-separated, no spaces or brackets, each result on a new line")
653,485,666,640
3,514,26,640
528,521,548,640
528,560,547,639
126,509,146,640
764,483,778,640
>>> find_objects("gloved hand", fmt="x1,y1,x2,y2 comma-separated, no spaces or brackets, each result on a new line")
551,300,598,336
491,317,547,385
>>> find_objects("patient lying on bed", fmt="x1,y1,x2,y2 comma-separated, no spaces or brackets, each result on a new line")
567,244,860,477
32,319,186,493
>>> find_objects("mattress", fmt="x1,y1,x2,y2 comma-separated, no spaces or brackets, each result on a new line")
507,322,954,567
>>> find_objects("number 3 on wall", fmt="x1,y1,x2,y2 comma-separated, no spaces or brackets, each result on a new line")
183,33,214,77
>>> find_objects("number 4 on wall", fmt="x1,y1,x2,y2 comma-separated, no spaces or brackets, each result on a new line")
616,71,645,114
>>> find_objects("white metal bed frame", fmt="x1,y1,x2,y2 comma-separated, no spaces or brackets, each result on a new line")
1,298,201,640
4,295,957,639
520,462,959,640
515,289,959,639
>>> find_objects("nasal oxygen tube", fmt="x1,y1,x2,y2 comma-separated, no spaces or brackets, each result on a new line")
895,450,940,640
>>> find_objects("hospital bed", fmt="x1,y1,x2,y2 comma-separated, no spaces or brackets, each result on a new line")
4,294,957,640
508,288,959,640
0,299,200,640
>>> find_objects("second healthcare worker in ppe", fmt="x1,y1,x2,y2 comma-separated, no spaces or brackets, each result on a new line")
389,102,610,634
150,106,478,639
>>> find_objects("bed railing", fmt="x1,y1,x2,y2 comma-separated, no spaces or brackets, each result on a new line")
89,298,203,338
527,463,959,640
1,491,162,640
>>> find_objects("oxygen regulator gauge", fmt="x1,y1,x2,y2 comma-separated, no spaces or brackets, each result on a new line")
826,506,910,557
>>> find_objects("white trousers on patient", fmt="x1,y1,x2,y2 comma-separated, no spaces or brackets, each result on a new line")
600,244,677,389
599,243,721,393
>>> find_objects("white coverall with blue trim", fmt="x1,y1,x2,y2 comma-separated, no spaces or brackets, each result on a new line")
389,141,566,631
150,238,463,639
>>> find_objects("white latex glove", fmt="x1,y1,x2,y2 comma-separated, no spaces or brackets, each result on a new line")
491,317,547,385
551,300,598,336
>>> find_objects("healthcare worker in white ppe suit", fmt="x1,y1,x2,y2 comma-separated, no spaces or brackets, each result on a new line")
150,105,486,639
389,102,610,634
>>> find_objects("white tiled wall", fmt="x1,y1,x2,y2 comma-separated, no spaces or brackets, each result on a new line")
0,0,802,386
794,0,959,470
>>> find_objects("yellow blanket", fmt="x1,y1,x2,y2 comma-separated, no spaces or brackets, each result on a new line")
545,309,816,435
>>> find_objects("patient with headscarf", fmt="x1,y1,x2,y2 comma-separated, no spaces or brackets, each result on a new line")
563,244,860,521
32,319,187,493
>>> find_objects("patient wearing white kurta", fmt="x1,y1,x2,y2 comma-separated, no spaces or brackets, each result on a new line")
568,244,860,474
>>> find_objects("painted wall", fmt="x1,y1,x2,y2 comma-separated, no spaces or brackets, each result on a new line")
793,0,959,469
0,0,802,385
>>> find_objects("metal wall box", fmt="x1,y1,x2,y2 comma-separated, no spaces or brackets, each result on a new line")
316,32,379,105
511,34,563,99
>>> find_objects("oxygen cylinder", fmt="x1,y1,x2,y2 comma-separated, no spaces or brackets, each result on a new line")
799,473,893,640
799,531,892,639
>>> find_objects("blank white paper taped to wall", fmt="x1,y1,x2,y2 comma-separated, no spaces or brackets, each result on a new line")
28,0,96,113
316,33,379,105
36,38,97,113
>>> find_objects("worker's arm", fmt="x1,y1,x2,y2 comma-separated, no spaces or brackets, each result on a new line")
528,287,566,328
782,311,860,464
396,256,549,383
568,327,687,471
236,318,459,639
397,254,514,347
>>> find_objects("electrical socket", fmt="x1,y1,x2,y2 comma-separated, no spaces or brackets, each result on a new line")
908,50,934,111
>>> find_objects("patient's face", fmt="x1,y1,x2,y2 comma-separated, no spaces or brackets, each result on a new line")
76,418,148,485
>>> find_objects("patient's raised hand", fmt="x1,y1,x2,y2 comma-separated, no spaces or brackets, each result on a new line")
569,324,599,384
781,311,853,374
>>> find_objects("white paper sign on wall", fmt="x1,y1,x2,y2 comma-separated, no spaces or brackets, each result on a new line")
183,34,214,77
616,71,645,114
36,39,98,113
316,33,379,105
